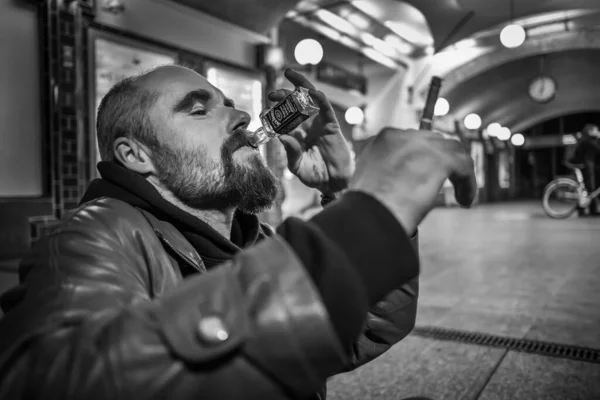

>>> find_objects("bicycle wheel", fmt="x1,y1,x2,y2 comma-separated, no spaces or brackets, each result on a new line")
542,179,580,219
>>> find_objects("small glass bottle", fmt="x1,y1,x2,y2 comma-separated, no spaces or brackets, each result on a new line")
246,86,319,147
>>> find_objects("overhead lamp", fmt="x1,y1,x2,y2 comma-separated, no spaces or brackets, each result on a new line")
487,122,502,137
360,32,377,47
500,24,526,48
497,126,511,141
313,23,341,41
434,98,450,117
500,0,525,48
362,47,398,69
463,113,482,130
527,22,569,37
384,20,435,47
294,39,323,65
511,133,525,146
316,9,357,35
346,13,370,30
360,33,396,58
372,37,397,58
384,34,412,54
345,107,365,125
454,38,477,50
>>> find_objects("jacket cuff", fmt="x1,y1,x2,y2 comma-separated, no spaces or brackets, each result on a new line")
233,235,348,395
310,191,420,306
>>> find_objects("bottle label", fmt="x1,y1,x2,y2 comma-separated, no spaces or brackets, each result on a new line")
259,87,319,135
263,97,301,131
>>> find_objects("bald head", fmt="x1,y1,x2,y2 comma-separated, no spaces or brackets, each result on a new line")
137,65,201,87
96,64,206,163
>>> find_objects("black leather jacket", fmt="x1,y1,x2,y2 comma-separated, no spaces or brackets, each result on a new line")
0,198,418,399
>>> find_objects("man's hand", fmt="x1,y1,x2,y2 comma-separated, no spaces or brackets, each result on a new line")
350,128,477,235
268,69,354,196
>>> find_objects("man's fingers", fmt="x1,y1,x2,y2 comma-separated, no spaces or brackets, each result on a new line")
277,70,338,128
268,89,292,102
278,134,303,171
308,89,338,128
424,135,477,207
284,68,317,90
289,129,307,145
447,151,478,207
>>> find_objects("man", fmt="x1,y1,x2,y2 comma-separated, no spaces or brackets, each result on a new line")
570,124,600,215
0,66,476,399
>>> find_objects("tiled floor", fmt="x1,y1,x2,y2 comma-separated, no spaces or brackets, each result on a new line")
328,201,600,400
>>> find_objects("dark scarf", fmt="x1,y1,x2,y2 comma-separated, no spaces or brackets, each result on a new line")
79,162,264,269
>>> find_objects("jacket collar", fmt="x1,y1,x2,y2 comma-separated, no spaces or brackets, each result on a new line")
135,207,207,273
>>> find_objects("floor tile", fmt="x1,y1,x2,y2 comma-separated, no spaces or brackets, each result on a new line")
327,337,506,400
478,352,600,400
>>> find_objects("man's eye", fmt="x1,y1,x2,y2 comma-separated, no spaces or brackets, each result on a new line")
191,109,206,116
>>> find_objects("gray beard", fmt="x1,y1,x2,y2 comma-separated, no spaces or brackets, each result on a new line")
151,138,280,214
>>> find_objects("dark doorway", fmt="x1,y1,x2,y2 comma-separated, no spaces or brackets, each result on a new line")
514,112,600,199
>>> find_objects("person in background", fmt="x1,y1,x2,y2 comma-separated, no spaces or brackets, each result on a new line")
0,65,476,400
570,123,600,215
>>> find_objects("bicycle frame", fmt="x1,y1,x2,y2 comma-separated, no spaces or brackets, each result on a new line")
572,168,600,206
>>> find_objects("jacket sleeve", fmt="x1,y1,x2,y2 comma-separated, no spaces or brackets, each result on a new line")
0,200,346,400
343,233,419,370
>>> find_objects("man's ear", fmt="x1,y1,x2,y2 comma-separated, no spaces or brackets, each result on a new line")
113,137,157,175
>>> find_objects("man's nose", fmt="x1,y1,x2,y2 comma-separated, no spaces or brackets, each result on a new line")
230,109,251,133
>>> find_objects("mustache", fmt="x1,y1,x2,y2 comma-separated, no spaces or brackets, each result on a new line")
222,129,254,156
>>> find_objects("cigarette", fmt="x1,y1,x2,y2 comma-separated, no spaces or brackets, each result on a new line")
419,76,443,130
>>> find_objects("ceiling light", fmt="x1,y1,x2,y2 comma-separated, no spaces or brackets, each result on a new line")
384,34,412,54
294,39,323,65
527,22,569,37
372,38,396,58
384,20,434,46
454,38,477,50
500,24,526,48
362,47,398,69
510,133,525,146
361,33,397,58
497,127,511,141
347,13,371,30
360,32,377,47
345,107,365,125
313,22,341,41
463,113,482,130
487,122,502,137
434,98,450,117
316,9,358,36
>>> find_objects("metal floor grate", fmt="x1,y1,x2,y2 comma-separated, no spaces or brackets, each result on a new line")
411,326,600,364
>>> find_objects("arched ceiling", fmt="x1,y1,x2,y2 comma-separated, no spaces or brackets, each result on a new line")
443,49,600,133
442,29,600,94
402,0,600,51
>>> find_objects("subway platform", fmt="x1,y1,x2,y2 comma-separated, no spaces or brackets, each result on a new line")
328,201,600,400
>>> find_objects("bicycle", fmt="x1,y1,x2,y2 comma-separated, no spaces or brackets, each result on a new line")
542,162,600,219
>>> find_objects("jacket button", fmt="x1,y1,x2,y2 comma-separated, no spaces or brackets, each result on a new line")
197,316,229,344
